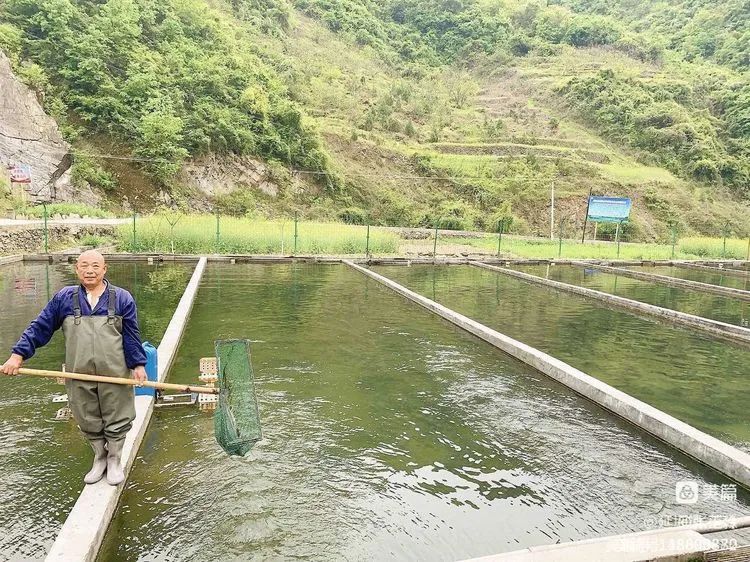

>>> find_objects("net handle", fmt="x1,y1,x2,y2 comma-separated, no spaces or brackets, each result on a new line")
16,368,219,394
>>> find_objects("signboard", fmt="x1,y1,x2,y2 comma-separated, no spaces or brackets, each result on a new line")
587,196,631,223
8,163,32,184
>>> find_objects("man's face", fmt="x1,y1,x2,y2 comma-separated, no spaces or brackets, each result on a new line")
75,254,107,289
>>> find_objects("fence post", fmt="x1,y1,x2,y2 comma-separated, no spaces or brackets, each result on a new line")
42,202,49,253
433,220,439,260
558,218,565,258
365,223,370,258
671,225,677,260
293,212,298,255
497,220,504,257
615,220,622,258
719,221,731,258
215,208,220,253
747,236,750,262
132,212,137,253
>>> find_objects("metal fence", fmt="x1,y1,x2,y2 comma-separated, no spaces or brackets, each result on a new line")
17,208,750,261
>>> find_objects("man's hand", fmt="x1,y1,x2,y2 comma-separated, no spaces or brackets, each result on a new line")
132,365,147,386
1,354,23,376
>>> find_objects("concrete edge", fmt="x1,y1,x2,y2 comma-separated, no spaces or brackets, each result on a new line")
22,253,201,263
675,261,750,279
575,262,750,302
471,262,750,346
44,256,207,562
0,254,23,265
463,529,713,561
343,260,750,490
16,253,750,269
461,516,750,561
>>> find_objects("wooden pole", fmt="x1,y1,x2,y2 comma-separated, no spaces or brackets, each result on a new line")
17,368,219,394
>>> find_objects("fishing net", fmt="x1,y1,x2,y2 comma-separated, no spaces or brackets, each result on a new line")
214,339,262,456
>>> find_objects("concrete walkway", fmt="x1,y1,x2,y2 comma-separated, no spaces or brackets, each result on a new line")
472,261,750,346
676,262,750,279
464,529,714,561
575,261,750,302
463,516,750,561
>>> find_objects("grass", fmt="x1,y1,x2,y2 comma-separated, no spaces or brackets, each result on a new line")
439,234,750,261
595,163,678,185
118,214,400,255
23,203,115,219
114,213,749,260
679,237,750,261
79,234,111,247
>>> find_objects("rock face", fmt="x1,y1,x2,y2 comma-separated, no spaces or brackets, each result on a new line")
0,50,72,203
179,153,280,198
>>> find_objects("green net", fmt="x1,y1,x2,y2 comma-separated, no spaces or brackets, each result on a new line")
214,339,262,456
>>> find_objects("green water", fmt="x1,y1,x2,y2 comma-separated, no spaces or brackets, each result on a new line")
0,261,191,560
626,265,750,292
100,264,749,561
375,265,750,452
511,263,749,327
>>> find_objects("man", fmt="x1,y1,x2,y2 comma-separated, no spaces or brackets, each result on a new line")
1,250,147,486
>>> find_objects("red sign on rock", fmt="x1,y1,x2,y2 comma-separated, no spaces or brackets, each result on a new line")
8,163,32,184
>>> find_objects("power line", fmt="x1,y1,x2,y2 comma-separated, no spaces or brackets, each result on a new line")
4,142,560,182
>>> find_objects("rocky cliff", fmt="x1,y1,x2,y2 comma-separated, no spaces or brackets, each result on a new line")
0,50,74,204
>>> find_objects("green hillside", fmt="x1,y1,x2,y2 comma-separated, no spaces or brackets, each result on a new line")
1,0,748,240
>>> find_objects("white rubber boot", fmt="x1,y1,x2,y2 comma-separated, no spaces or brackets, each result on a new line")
105,439,125,486
83,439,108,484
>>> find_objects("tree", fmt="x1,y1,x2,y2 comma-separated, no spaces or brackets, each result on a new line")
135,100,189,184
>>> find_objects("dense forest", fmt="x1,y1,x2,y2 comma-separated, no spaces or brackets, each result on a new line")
0,0,748,236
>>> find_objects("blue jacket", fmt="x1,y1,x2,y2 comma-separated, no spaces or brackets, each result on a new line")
12,281,147,369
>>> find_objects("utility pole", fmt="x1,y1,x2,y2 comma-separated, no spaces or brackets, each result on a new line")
581,185,594,244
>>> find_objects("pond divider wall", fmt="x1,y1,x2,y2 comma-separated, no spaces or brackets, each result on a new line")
45,256,207,562
574,262,750,302
464,515,750,561
675,261,750,279
471,262,750,346
343,260,750,490
0,254,22,265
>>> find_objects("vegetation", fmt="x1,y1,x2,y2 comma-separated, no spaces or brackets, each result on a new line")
561,0,750,72
79,233,111,247
0,0,333,186
118,214,400,254
420,234,750,261
111,213,750,260
23,202,115,218
1,0,748,239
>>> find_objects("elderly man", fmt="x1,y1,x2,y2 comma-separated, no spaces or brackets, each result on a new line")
1,250,147,486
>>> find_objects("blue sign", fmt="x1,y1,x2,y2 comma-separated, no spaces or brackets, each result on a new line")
587,196,631,223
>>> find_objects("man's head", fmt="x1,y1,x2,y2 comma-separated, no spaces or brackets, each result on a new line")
75,250,107,290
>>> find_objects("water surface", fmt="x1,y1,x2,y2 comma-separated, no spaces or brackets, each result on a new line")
375,265,750,451
626,265,750,292
100,264,749,561
511,263,749,327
